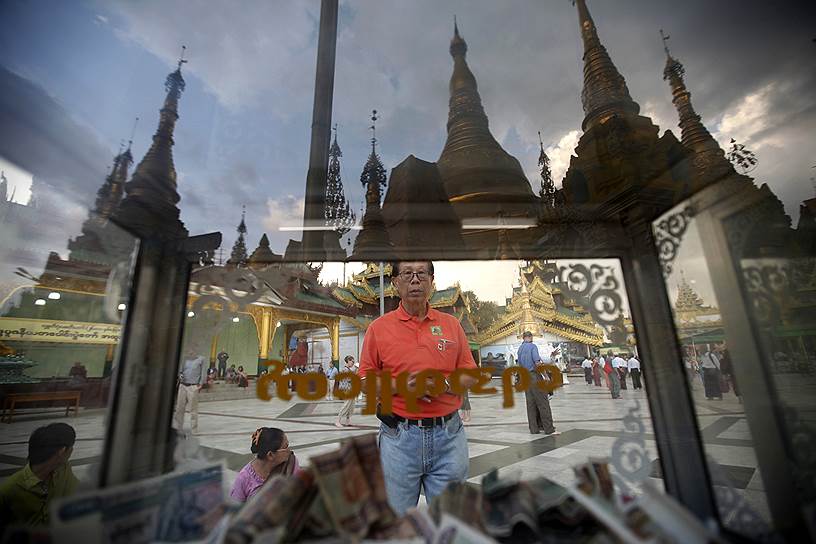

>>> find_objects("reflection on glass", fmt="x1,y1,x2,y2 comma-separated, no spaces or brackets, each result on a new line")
169,259,663,509
0,168,138,506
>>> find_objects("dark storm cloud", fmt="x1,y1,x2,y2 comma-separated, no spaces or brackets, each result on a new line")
0,65,111,205
95,0,816,251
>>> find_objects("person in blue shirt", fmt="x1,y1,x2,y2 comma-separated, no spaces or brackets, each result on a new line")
517,331,560,435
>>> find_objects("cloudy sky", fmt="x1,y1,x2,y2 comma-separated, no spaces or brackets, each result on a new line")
1,0,814,305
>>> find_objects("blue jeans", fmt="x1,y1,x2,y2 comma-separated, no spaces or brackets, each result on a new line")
378,412,469,515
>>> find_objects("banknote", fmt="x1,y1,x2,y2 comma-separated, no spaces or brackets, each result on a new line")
225,470,315,544
310,434,378,540
434,514,497,544
428,481,484,532
51,464,225,544
403,508,438,543
353,432,398,531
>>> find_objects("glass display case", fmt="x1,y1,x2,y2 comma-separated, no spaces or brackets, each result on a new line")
1,0,813,541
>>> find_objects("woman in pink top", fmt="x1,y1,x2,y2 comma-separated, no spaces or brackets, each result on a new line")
229,427,299,503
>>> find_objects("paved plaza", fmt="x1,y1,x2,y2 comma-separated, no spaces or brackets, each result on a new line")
0,377,768,521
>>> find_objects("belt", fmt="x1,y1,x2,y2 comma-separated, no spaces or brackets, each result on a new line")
181,383,199,386
394,411,456,428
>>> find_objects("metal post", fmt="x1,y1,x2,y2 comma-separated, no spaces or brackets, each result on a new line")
302,0,339,261
379,262,385,316
102,233,220,484
620,222,718,524
695,206,804,535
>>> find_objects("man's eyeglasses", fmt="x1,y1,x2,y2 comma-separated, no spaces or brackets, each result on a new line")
397,270,430,282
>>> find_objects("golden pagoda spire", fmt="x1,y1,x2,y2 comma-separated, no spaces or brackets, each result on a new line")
117,46,188,234
661,30,724,159
352,110,394,260
437,18,536,219
441,17,496,159
675,270,706,311
574,0,640,130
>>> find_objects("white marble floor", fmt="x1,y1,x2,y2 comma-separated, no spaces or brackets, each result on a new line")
0,378,770,526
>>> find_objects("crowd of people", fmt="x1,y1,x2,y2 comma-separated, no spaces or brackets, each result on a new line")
685,345,739,401
576,351,643,399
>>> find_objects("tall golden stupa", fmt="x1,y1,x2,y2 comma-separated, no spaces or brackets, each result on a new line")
437,21,539,223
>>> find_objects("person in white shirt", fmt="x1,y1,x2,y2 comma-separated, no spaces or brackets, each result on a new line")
627,355,642,390
700,348,723,400
174,348,206,434
581,357,593,385
335,355,358,427
326,363,339,400
611,354,628,391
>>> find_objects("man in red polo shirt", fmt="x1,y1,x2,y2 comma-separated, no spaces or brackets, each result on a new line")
360,260,479,515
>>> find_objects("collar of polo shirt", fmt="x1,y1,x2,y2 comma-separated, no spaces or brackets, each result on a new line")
396,302,438,321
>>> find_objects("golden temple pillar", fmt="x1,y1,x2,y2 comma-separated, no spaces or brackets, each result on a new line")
209,335,218,365
259,308,272,360
104,344,116,377
329,317,341,368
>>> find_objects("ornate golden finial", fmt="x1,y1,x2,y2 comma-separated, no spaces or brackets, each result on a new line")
538,130,544,151
450,15,467,57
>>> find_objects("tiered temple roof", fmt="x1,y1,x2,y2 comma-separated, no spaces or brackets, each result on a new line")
477,261,604,347
672,272,720,326
331,263,477,337
248,234,282,268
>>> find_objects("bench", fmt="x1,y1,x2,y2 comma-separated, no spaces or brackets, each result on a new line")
1,391,81,423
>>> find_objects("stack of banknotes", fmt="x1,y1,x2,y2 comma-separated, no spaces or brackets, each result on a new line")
219,435,715,544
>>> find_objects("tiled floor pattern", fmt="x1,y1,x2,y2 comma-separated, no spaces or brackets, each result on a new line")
0,378,769,521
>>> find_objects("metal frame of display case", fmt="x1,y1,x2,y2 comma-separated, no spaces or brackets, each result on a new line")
692,180,807,536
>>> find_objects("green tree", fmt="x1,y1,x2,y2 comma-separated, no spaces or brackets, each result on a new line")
463,290,502,332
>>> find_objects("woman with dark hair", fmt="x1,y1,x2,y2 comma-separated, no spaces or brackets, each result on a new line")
229,427,299,502
236,366,249,388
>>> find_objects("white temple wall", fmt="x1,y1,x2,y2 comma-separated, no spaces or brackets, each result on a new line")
480,331,567,364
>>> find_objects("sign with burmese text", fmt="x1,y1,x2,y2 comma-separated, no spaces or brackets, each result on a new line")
257,361,565,415
0,317,121,344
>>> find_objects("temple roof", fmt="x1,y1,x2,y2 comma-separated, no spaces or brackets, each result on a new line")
248,233,282,267
381,155,464,253
330,265,474,333
477,261,604,346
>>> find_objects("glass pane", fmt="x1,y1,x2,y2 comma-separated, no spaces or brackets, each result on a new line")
655,209,775,537
171,259,663,507
5,0,811,540
0,176,139,490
